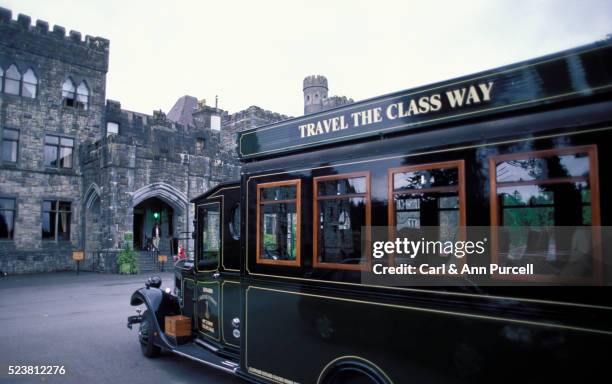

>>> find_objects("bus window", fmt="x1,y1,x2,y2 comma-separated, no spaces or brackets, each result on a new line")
313,172,371,270
388,161,466,265
489,145,600,280
198,203,220,271
256,180,301,266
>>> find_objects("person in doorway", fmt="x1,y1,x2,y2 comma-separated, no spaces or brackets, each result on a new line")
152,222,161,251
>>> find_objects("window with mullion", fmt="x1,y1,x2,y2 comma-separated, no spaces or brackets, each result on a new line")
1,66,38,98
388,161,465,265
314,172,370,270
42,200,71,241
44,135,74,169
256,180,301,266
489,146,601,281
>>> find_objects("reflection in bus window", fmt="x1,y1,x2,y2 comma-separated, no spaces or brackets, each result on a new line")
230,203,241,240
200,204,220,268
257,180,301,266
314,172,370,270
389,161,465,265
490,146,600,280
496,154,589,182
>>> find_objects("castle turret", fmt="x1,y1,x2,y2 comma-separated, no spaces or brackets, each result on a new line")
303,75,328,115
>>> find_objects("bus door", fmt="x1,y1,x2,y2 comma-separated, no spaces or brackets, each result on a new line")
219,198,242,350
195,202,222,344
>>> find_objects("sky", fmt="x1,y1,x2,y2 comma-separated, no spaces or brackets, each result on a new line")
2,0,611,117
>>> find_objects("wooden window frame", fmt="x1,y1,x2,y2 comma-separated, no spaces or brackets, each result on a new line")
256,179,301,267
313,171,371,271
488,145,602,282
387,160,466,266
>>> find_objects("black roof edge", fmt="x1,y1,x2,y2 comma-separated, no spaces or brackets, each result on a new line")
239,36,612,137
190,180,240,203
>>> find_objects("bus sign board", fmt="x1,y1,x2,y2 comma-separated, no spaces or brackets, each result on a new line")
238,42,612,159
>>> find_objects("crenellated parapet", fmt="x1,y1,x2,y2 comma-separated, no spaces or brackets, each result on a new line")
224,105,290,127
303,74,353,115
0,7,109,72
303,75,328,90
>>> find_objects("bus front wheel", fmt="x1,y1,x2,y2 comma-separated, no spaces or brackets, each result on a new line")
321,360,390,384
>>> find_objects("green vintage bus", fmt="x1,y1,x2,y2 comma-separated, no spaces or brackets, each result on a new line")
128,38,612,384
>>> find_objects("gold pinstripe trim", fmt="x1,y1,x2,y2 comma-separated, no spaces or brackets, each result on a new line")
208,185,240,199
247,285,612,335
196,280,221,342
221,280,240,347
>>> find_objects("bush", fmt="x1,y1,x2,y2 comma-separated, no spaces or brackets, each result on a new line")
116,246,139,274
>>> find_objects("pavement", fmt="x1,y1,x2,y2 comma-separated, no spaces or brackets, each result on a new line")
0,271,241,384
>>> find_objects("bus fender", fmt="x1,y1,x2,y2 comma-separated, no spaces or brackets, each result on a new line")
129,287,180,348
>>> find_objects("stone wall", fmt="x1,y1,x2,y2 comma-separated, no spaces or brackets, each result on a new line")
0,7,314,274
81,100,247,261
0,8,108,273
221,106,290,157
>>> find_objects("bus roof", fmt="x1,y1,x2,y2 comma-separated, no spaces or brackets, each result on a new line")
190,180,240,203
238,38,612,161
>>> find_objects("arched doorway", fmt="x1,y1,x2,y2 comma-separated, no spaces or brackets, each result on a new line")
83,183,103,270
131,182,189,256
133,197,177,253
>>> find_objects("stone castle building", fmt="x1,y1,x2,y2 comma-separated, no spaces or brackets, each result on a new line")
0,8,351,274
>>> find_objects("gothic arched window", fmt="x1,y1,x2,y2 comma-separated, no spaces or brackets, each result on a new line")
62,78,76,107
4,64,21,95
76,81,89,110
21,68,38,98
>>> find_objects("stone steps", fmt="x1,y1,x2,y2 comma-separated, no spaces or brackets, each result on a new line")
137,250,172,274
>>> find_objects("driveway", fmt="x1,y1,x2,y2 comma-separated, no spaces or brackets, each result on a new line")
0,272,241,384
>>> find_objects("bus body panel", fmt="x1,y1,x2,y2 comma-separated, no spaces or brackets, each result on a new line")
172,41,612,383
238,97,612,382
